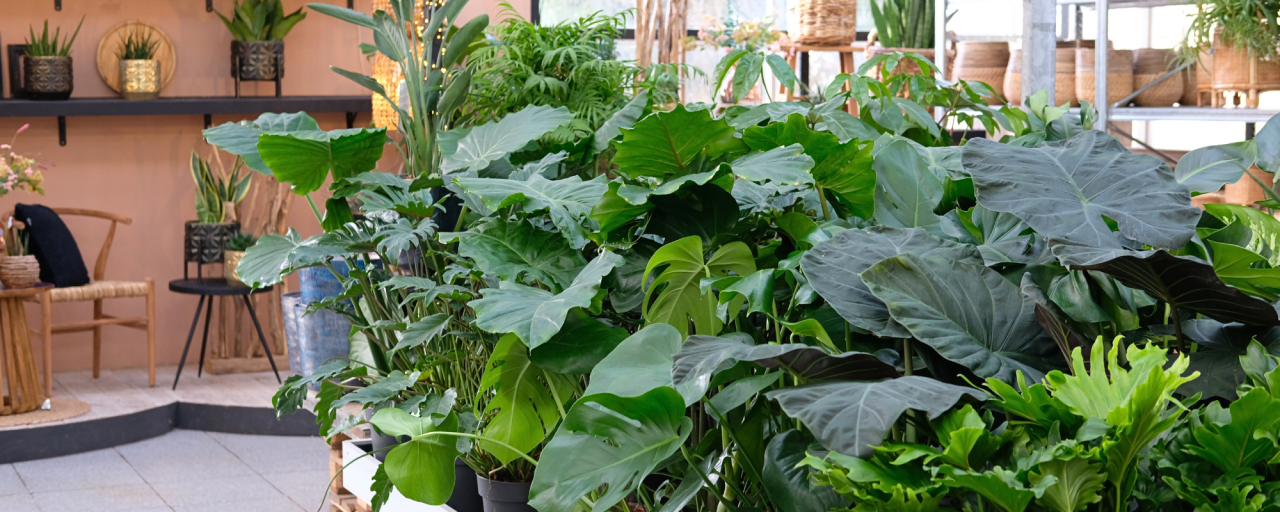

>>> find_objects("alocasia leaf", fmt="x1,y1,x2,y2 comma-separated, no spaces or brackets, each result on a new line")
370,407,461,506
642,236,756,337
528,310,629,375
475,335,577,465
613,104,735,179
202,112,321,173
813,139,876,219
766,377,986,457
743,114,841,165
529,388,693,512
441,105,574,173
443,219,585,292
802,226,982,338
762,430,851,512
861,254,1061,383
593,90,649,153
582,323,701,405
940,204,1043,266
873,140,943,234
471,251,623,350
963,131,1200,250
1174,140,1258,194
452,175,609,249
729,143,816,185
647,183,740,249
1152,318,1280,399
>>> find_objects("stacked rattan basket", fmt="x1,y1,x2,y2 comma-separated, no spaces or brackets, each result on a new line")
787,0,858,44
1003,42,1187,107
952,42,1009,101
1076,47,1134,105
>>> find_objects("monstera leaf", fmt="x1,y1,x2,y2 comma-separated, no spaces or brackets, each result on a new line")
671,335,899,401
471,251,622,350
583,324,702,405
202,112,322,173
1174,140,1258,195
441,105,574,173
873,140,944,234
452,175,608,249
802,227,983,338
613,104,735,179
861,254,1061,383
963,131,1200,250
642,236,756,337
1151,319,1280,399
443,219,585,292
766,377,986,457
529,388,693,512
475,335,577,465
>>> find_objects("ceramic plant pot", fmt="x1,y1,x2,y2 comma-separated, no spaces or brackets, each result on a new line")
23,56,73,100
184,221,240,264
231,40,284,81
119,59,161,100
223,250,246,286
0,255,41,288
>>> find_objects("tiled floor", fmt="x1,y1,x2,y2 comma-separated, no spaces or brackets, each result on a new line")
0,429,331,512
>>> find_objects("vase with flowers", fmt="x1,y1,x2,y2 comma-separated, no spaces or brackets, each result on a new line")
0,125,47,197
692,14,792,104
0,124,49,289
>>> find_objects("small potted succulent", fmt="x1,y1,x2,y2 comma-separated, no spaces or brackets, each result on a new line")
21,18,84,100
116,27,162,101
222,231,257,286
216,0,306,84
185,152,250,266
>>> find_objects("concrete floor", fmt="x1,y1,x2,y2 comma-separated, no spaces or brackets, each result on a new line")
0,429,331,512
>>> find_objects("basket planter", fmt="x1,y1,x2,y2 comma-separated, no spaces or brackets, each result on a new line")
223,250,246,286
0,256,41,289
119,59,161,100
952,41,1009,100
786,0,858,45
231,40,284,81
1056,47,1078,107
477,475,535,512
1076,48,1134,106
184,221,240,264
1004,49,1022,105
1209,29,1280,108
23,56,73,100
1132,48,1182,106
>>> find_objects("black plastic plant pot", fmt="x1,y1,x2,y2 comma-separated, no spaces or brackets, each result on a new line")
369,427,408,463
449,459,484,512
476,475,535,512
184,221,240,264
231,40,284,81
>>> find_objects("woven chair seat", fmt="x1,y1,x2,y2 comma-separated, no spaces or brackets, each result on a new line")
44,280,151,302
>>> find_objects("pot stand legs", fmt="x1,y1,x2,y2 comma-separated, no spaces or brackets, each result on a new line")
173,295,207,390
172,292,282,389
243,295,281,383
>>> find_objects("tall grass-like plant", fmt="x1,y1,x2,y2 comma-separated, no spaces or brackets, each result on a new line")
216,0,306,41
870,0,950,48
116,27,159,60
24,17,85,57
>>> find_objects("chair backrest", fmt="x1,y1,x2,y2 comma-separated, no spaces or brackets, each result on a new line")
1,208,132,282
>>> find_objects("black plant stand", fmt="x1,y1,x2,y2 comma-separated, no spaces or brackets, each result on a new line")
169,278,279,389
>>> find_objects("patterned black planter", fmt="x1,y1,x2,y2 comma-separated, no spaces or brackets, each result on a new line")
230,41,284,81
184,221,240,264
23,56,73,100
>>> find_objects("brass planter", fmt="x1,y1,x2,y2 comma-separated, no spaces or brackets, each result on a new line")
119,59,161,100
230,41,284,81
23,56,73,100
223,250,246,286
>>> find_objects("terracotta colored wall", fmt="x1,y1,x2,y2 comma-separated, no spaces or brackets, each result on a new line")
0,0,527,375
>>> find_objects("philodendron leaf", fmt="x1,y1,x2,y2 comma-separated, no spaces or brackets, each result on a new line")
801,226,983,338
766,377,986,458
528,310,629,375
443,219,585,292
963,131,1200,250
237,229,349,288
475,335,577,465
762,430,851,512
388,313,449,356
471,250,623,350
202,112,321,173
1151,319,1280,399
1187,386,1280,473
1174,140,1258,194
593,90,649,154
861,254,1061,383
529,388,693,512
642,236,756,337
873,140,944,234
441,105,574,173
1209,241,1280,301
613,104,735,179
1031,455,1106,512
370,407,461,506
583,324,702,405
672,335,899,402
258,128,388,194
729,144,816,186
942,466,1054,512
1205,203,1280,267
452,174,609,249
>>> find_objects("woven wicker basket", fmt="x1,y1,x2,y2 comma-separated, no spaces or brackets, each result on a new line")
953,41,1009,99
1056,48,1078,106
1132,48,1182,106
1181,59,1200,106
1076,48,1134,105
0,256,41,289
786,0,858,45
1004,49,1022,105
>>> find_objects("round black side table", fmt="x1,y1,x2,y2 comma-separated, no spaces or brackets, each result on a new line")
169,278,279,389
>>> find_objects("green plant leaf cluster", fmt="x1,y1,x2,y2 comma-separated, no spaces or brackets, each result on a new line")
24,17,84,57
216,0,306,41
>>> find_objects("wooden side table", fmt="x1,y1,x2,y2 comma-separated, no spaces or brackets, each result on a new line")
0,284,51,416
777,42,867,113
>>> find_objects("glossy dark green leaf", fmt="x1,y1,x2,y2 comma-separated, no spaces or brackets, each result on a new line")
444,219,585,292
648,183,740,249
672,335,898,401
762,431,851,512
583,324,701,405
873,140,943,234
613,104,735,179
813,139,876,219
258,128,388,195
728,144,815,185
371,407,461,506
529,309,629,375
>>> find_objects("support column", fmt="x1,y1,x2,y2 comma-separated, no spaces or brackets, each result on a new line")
1023,0,1057,104
1095,0,1110,124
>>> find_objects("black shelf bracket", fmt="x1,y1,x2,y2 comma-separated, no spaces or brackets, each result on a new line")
348,0,354,7
207,0,213,12
346,112,356,129
57,116,66,146
55,0,61,11
204,114,213,129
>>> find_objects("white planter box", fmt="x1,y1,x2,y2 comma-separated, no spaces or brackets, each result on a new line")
342,439,457,512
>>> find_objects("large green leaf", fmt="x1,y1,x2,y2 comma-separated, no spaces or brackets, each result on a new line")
963,131,1199,250
942,466,1053,512
613,104,735,179
1030,455,1107,512
766,377,986,457
647,183,740,249
762,430,851,512
1209,241,1280,301
471,251,622,350
452,175,608,249
236,229,349,288
258,128,388,194
802,226,982,338
441,105,573,173
940,204,1044,266
672,335,898,402
743,114,841,165
583,323,702,405
873,140,943,234
444,219,585,292
1254,112,1280,174
641,237,756,337
861,254,1060,383
1174,140,1258,195
202,112,321,173
1153,319,1280,399
475,335,577,465
529,388,693,512
593,91,649,153
1187,387,1280,473
528,310,629,375
1205,203,1280,267
728,144,815,186
371,407,461,506
814,139,877,219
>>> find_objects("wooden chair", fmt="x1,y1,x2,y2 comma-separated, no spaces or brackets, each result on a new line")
6,208,156,396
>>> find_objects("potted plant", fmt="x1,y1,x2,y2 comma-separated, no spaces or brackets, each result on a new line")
116,26,162,101
0,124,49,289
21,18,84,100
185,152,250,266
695,15,789,104
222,231,256,286
864,0,955,78
216,0,306,84
1183,0,1280,107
